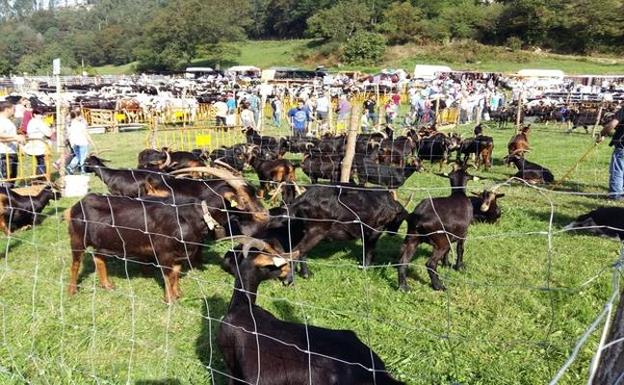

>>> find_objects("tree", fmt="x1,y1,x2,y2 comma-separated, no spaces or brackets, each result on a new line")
307,0,372,42
136,0,250,70
342,31,386,64
378,1,425,45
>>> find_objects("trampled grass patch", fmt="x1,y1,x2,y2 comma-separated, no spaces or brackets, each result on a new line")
0,122,621,384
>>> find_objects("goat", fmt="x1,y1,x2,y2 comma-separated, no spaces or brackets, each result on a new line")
208,144,250,172
247,148,303,203
507,125,531,157
301,152,345,184
354,149,421,190
67,194,211,303
217,237,405,385
457,127,494,170
267,184,408,280
137,147,205,171
398,164,477,291
503,154,554,184
84,155,159,197
416,132,461,169
563,207,624,240
470,189,504,223
0,185,59,234
243,127,284,156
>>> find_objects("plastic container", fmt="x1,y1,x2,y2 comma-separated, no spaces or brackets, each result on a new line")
63,175,90,197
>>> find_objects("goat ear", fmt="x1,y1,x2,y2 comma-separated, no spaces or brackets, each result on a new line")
496,193,505,198
434,172,449,178
470,191,480,196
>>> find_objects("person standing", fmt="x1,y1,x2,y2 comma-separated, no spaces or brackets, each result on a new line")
598,107,624,200
337,95,351,130
248,92,261,125
66,111,94,175
0,101,25,186
214,97,228,127
363,97,377,125
13,97,28,130
240,101,256,129
271,95,282,127
24,109,53,176
288,100,312,137
316,93,330,123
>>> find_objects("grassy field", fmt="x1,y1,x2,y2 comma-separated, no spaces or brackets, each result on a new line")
93,39,624,75
0,117,622,384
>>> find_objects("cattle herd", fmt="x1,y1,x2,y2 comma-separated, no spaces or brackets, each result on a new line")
1,117,623,384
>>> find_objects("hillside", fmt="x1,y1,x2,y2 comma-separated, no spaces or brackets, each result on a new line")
93,39,624,75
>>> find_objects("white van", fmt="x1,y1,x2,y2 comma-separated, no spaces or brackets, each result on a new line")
413,65,452,81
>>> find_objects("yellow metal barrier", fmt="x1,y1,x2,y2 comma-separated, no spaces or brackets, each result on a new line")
146,125,247,153
437,108,460,126
0,141,52,185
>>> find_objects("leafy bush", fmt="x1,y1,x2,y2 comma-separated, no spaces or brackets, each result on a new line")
506,36,523,51
342,32,386,65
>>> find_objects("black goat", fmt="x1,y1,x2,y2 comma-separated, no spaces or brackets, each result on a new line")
84,155,159,197
208,144,250,172
137,148,205,171
354,149,421,189
564,207,624,240
398,164,477,291
217,237,405,385
470,190,504,223
268,184,408,280
243,127,283,156
457,135,494,170
503,154,554,184
301,152,345,184
0,185,59,234
416,132,461,168
248,148,302,203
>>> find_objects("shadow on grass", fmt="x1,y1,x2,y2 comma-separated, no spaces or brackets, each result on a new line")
272,298,303,323
195,296,229,385
135,380,182,385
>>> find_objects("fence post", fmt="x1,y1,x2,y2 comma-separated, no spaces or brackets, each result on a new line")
592,104,605,138
340,105,360,183
591,288,624,385
516,89,524,132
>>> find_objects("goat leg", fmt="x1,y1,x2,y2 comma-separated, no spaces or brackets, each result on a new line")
93,254,114,291
454,240,466,271
427,245,450,291
68,249,84,295
397,236,419,292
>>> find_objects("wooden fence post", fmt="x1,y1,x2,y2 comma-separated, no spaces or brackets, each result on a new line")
516,89,524,132
341,105,361,183
591,288,624,385
592,104,605,138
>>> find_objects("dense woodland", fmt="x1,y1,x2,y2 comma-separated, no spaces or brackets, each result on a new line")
0,0,623,74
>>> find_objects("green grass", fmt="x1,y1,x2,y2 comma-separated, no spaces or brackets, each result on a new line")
94,39,624,75
0,116,621,384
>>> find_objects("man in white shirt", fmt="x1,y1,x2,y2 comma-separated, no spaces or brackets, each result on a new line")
213,96,228,127
316,93,330,123
0,101,25,186
24,109,53,176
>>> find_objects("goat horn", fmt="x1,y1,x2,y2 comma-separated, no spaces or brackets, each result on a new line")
171,166,246,189
217,236,274,257
160,150,172,169
293,181,305,196
213,159,240,175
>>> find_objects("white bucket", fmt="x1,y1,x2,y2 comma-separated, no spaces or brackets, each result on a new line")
63,175,90,197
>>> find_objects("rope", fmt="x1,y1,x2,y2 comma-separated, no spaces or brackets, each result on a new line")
554,142,600,187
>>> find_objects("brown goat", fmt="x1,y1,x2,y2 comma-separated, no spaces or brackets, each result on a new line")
507,125,531,156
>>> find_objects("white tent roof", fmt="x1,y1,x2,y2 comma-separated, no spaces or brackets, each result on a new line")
228,65,261,72
517,69,565,78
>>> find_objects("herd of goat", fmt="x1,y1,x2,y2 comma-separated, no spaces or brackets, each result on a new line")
1,123,622,384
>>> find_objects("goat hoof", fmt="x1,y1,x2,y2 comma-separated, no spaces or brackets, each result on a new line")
398,284,411,292
299,270,312,279
68,286,78,296
454,263,465,271
100,282,115,291
432,283,446,291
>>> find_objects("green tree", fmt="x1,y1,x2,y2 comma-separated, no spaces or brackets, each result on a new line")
342,31,385,64
378,1,425,45
307,0,372,42
136,0,250,70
